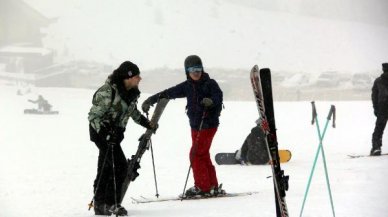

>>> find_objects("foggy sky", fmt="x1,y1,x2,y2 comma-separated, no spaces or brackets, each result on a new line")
13,0,388,72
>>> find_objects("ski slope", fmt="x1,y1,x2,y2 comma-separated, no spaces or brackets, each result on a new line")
1,85,387,217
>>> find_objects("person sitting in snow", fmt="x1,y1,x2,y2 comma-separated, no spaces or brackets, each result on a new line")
235,119,270,165
371,63,388,156
142,55,225,197
88,61,157,216
28,95,52,112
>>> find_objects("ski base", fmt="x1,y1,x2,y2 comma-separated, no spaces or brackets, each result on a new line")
24,109,59,115
119,98,169,204
131,191,259,204
348,153,388,159
215,149,292,165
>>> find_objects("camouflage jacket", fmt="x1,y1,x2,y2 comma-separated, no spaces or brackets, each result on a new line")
88,79,143,133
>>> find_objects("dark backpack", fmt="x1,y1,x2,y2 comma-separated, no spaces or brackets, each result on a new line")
92,86,116,106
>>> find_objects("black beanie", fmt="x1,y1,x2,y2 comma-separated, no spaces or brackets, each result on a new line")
184,55,203,73
382,63,388,73
116,61,140,80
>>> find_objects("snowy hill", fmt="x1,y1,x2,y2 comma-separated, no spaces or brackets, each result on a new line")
24,0,388,73
1,85,388,217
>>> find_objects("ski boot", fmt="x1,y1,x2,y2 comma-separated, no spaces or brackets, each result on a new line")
93,201,110,216
184,186,205,198
370,146,381,156
210,184,226,196
109,204,128,216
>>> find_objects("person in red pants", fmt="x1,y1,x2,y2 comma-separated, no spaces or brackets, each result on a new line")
142,55,224,196
190,127,219,194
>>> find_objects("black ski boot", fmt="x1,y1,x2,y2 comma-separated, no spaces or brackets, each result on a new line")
210,184,226,196
109,204,128,216
94,201,110,216
370,146,381,156
185,186,205,197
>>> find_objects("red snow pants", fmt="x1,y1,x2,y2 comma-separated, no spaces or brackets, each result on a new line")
190,127,218,192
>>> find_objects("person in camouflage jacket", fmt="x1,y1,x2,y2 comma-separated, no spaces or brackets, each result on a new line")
371,63,388,156
88,61,155,215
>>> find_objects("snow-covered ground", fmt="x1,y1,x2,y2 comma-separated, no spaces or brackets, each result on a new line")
1,85,387,217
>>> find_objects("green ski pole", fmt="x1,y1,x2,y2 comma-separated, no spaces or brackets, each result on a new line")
299,102,336,217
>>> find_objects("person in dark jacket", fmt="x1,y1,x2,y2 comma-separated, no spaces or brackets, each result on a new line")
371,63,388,156
142,55,224,196
235,119,269,165
88,61,156,215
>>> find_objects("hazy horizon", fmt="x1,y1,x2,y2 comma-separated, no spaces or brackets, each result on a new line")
15,0,388,73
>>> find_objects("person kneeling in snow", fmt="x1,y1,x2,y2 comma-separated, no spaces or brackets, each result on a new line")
28,95,52,112
235,119,270,165
88,61,156,216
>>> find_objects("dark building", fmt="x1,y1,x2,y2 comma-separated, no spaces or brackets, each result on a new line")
0,0,54,76
0,0,51,46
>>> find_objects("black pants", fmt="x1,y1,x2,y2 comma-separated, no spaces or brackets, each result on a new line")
91,126,127,206
372,116,388,148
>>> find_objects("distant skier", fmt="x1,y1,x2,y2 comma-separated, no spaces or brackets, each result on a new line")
141,55,224,197
28,95,52,112
235,119,270,165
371,63,388,156
88,61,156,216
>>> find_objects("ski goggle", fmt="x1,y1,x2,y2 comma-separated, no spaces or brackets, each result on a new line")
186,66,203,74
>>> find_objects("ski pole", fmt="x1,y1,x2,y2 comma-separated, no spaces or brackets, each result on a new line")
181,165,192,201
110,143,119,217
149,140,160,198
146,112,160,198
299,102,336,217
315,105,336,217
181,111,206,200
88,145,110,210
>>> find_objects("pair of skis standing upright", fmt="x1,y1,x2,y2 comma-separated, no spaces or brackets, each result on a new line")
103,65,289,217
250,65,289,217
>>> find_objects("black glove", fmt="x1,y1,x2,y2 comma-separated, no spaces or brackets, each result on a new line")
139,116,158,133
148,122,158,133
100,120,113,135
106,133,119,144
201,97,213,108
100,120,124,144
100,122,116,143
142,98,152,114
111,127,125,144
374,110,378,117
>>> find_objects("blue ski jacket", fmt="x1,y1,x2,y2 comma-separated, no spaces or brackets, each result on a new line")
147,72,223,130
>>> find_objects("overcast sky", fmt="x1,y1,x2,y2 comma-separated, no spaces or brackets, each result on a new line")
20,0,388,73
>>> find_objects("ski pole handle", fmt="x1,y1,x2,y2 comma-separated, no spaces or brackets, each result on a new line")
327,105,336,128
311,101,317,125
